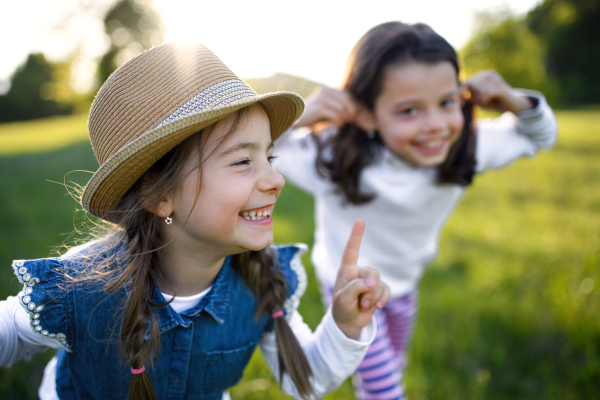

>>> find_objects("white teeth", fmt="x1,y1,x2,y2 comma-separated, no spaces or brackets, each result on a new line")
241,208,272,220
423,140,441,148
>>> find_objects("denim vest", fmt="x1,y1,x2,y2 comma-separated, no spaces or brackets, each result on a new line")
12,243,307,400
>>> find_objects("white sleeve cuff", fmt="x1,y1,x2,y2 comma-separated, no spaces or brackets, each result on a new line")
513,90,557,149
322,306,377,345
258,307,377,399
513,89,545,120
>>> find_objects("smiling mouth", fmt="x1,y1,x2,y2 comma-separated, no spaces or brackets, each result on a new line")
420,139,444,148
413,135,450,153
239,205,272,221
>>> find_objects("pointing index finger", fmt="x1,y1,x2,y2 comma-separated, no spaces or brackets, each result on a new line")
341,219,365,267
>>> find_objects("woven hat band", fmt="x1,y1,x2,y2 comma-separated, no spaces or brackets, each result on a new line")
156,79,256,128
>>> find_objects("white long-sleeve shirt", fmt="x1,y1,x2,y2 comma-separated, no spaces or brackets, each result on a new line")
0,248,375,400
273,90,558,297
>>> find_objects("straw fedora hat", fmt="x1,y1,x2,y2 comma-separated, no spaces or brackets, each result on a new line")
82,43,304,222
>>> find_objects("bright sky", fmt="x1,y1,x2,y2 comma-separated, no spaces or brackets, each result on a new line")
0,0,541,92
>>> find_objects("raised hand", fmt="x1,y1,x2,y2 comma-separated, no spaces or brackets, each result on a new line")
463,70,534,114
294,86,358,129
332,220,390,340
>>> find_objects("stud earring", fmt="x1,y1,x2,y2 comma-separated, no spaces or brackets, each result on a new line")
164,211,173,225
366,130,376,139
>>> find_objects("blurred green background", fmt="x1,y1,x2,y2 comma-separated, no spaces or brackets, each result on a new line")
1,106,599,400
1,0,600,398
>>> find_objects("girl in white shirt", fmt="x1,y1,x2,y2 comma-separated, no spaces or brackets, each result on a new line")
273,21,557,400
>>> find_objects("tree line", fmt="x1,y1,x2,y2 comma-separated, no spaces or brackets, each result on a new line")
0,0,598,123
462,0,598,106
0,0,164,123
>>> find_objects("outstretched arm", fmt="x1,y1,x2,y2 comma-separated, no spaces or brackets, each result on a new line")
0,296,59,367
259,307,376,399
294,86,357,130
331,219,390,339
259,221,389,398
464,70,558,172
463,70,535,114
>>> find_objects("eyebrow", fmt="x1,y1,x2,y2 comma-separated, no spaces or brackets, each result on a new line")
218,141,274,157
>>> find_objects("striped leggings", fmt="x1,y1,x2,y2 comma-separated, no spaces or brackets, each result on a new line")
321,285,418,400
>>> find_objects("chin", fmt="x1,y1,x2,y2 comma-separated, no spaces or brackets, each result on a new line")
411,147,452,167
244,238,274,252
419,156,447,167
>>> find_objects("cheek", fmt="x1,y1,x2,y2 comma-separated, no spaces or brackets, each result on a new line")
379,119,418,148
188,181,242,222
205,189,243,218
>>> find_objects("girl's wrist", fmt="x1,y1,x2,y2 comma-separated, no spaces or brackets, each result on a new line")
508,94,535,114
337,323,362,340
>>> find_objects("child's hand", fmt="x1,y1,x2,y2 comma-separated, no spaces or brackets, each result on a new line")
295,86,357,129
332,220,390,340
463,70,534,114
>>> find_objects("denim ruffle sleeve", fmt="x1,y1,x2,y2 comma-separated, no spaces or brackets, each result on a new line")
12,257,73,352
270,244,308,321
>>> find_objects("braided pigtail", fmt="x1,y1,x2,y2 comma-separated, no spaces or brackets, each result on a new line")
71,109,259,399
101,132,203,400
233,250,313,398
103,206,162,400
272,310,313,397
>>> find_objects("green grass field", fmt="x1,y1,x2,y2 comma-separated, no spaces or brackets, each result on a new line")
0,110,598,399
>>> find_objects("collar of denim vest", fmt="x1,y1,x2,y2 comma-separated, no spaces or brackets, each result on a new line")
147,255,235,335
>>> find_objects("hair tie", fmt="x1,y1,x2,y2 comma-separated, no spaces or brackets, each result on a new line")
272,310,284,319
131,365,146,374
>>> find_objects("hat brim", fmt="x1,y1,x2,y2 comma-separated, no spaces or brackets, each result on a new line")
82,91,303,222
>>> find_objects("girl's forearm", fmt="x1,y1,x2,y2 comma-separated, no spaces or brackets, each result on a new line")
0,296,51,367
259,308,375,398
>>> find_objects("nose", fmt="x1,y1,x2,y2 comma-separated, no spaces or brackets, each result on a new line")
258,162,285,193
423,109,444,134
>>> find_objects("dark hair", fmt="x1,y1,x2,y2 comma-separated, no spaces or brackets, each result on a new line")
71,107,313,399
314,21,476,205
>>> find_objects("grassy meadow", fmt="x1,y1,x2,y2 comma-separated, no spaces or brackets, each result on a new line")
0,109,598,399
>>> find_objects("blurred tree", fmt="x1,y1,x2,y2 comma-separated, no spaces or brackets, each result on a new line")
460,11,560,105
244,73,321,99
527,0,600,104
0,54,75,122
97,0,165,85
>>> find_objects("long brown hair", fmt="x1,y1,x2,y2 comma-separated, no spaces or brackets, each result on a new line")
72,107,313,399
314,21,477,205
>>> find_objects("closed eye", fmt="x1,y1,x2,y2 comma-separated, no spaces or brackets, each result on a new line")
441,98,456,107
231,158,251,166
398,107,417,116
268,155,277,164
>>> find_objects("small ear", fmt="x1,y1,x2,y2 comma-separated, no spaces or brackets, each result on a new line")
354,104,377,132
144,198,173,219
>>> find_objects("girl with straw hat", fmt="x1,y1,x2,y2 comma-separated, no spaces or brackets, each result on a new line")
0,43,389,400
